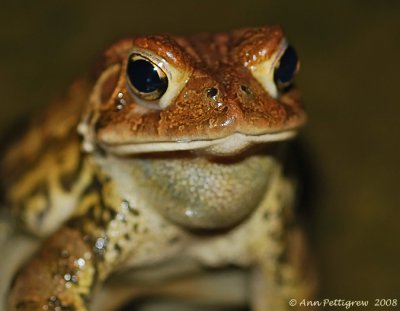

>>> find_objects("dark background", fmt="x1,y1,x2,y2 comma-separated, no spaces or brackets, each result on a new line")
1,0,399,301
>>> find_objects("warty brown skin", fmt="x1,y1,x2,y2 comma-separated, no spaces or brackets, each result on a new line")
88,25,305,146
1,26,315,311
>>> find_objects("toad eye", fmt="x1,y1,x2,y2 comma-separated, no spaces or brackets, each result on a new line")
126,54,168,101
274,45,299,89
248,42,300,98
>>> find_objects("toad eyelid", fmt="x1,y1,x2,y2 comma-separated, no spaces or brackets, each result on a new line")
270,40,288,72
128,50,172,79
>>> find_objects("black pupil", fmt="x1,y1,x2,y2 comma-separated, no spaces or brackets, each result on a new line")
127,58,167,94
274,46,298,84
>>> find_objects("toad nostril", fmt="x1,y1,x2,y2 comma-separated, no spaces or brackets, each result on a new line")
240,85,252,95
206,87,218,98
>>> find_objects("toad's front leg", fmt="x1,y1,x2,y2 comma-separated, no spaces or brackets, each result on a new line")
9,225,96,311
250,225,316,311
9,190,184,310
249,175,317,311
9,218,184,311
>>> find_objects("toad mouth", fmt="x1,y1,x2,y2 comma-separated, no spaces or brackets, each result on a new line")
101,130,298,156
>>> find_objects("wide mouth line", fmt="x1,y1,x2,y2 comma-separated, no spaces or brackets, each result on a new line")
100,130,298,155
